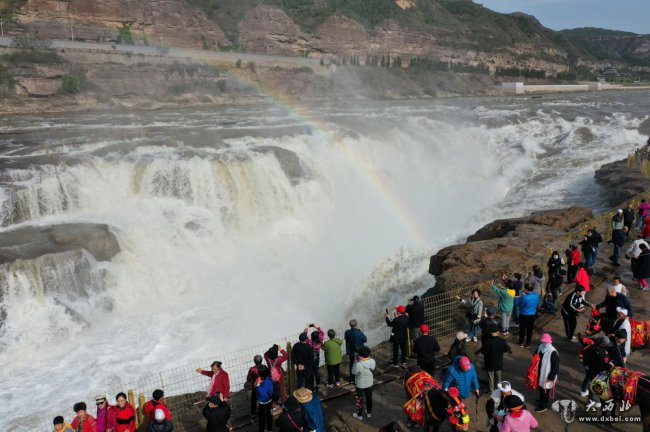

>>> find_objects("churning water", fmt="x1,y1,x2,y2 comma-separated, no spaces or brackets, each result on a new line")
0,92,648,429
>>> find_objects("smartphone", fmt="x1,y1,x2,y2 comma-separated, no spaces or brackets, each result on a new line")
385,308,389,314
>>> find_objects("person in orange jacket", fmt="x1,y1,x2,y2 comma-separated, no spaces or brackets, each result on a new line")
143,389,172,425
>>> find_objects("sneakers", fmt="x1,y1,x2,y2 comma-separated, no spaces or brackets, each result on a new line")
571,336,578,342
366,413,372,418
400,363,407,368
501,331,509,336
534,407,547,413
472,337,478,342
525,345,531,349
327,384,335,388
352,413,363,420
518,343,524,347
465,337,472,342
335,382,342,387
580,390,589,397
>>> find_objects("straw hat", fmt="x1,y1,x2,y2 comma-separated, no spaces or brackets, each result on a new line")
293,388,313,404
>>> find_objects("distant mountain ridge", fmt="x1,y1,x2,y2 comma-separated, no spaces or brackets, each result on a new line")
2,0,649,73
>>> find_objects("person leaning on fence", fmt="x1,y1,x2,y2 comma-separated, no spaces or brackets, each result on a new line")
352,346,376,420
406,295,425,346
385,305,410,367
246,355,265,421
456,289,483,342
95,393,117,432
147,409,174,432
492,279,514,335
255,365,274,432
560,285,589,342
203,393,230,432
265,344,289,403
303,323,325,388
196,361,230,399
344,319,367,380
112,392,136,432
321,329,343,387
292,333,315,390
413,324,440,377
71,402,97,432
486,381,525,432
53,415,74,432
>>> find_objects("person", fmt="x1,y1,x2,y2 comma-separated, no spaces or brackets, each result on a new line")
143,390,171,425
612,209,625,233
523,266,545,296
265,344,289,403
492,280,514,335
275,396,304,432
443,356,480,399
486,382,524,432
581,336,613,407
95,394,117,432
592,285,633,332
385,305,410,367
413,324,440,376
610,226,628,266
500,395,539,432
479,307,500,347
610,307,632,358
255,365,274,432
516,285,540,348
447,331,476,363
636,242,650,290
547,269,565,304
567,244,581,283
71,402,98,432
344,319,367,380
505,272,523,325
585,308,603,336
574,262,590,292
203,393,230,432
626,234,649,281
623,203,635,233
246,355,265,421
611,275,628,296
637,199,650,229
580,233,595,271
534,333,559,413
53,415,74,432
291,333,315,390
303,323,324,388
112,392,136,432
321,329,343,387
196,361,230,399
481,324,512,393
560,285,589,341
547,251,564,280
457,289,483,342
406,295,425,346
613,329,628,366
591,226,604,264
294,388,324,432
147,409,174,432
352,346,375,420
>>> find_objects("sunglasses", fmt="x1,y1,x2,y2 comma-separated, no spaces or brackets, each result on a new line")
96,400,106,405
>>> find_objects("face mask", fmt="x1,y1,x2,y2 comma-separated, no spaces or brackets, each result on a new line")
553,255,558,259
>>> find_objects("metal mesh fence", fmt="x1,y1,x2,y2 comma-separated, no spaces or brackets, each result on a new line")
30,189,650,431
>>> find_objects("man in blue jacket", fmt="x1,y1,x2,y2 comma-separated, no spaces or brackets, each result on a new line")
443,356,480,399
255,366,274,432
344,319,367,380
517,285,540,348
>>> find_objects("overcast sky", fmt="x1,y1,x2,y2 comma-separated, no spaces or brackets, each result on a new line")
479,0,650,34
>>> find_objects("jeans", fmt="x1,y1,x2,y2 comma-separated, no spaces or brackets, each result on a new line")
612,244,622,263
348,354,356,381
582,372,597,402
468,318,480,339
411,327,422,349
518,314,536,346
356,387,373,415
512,302,520,325
486,370,502,393
501,312,511,333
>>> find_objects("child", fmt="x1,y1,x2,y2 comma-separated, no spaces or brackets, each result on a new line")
352,346,375,420
498,395,538,432
321,329,343,387
614,329,628,366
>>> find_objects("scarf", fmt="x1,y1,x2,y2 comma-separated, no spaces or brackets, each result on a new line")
539,343,552,355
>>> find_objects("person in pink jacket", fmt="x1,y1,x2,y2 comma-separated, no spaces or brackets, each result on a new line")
303,323,324,387
498,395,538,432
265,344,289,402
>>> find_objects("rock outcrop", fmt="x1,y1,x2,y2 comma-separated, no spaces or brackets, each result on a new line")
594,158,650,207
427,207,592,295
0,223,120,263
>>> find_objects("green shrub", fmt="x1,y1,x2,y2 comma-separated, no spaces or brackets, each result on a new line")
235,59,242,68
116,23,134,45
217,80,227,92
61,74,81,94
5,50,63,65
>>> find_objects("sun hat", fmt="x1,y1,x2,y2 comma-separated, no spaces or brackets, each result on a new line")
456,331,468,341
293,388,313,404
540,333,552,343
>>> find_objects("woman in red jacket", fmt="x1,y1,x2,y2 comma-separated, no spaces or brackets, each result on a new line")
196,361,231,399
111,392,136,432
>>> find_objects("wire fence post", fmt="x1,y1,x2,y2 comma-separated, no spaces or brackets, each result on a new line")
286,342,295,394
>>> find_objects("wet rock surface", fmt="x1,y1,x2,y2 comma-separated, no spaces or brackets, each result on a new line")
594,158,650,207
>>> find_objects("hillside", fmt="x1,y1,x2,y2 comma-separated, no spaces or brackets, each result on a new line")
0,0,647,77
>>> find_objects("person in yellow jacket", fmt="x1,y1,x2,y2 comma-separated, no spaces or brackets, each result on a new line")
53,415,74,432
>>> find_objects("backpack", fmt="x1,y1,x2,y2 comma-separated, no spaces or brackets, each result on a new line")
270,358,282,382
526,353,540,391
542,295,557,314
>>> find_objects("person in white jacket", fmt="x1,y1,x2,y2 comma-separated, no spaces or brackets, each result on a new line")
351,346,375,420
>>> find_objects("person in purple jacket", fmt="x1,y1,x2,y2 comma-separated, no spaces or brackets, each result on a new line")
303,323,324,388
